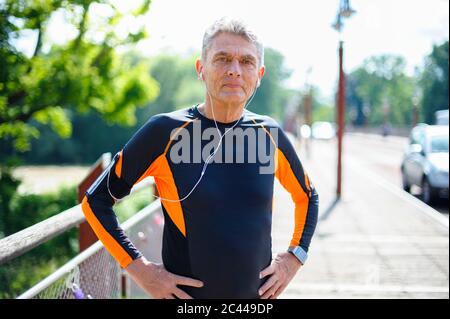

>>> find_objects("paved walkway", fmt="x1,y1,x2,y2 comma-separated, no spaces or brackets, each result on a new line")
274,137,449,299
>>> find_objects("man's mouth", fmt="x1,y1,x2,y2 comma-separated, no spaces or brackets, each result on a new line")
223,84,241,88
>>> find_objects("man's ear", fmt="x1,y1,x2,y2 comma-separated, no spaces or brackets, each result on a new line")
258,65,265,80
256,65,265,87
195,59,203,80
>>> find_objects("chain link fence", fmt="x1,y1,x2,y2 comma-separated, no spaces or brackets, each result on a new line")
18,200,164,299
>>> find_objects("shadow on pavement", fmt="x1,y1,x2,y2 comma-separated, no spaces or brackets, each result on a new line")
318,197,341,222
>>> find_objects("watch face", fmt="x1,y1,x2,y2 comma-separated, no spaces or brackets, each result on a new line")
289,246,307,264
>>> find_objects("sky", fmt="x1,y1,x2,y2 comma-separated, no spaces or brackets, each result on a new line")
16,0,450,100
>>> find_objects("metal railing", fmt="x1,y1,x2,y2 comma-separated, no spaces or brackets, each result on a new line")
17,200,163,299
0,153,163,298
0,153,111,265
0,204,85,265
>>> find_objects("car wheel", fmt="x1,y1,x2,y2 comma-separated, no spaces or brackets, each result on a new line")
421,178,434,205
401,168,410,192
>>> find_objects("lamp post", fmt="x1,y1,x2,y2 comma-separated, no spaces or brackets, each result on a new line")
332,0,355,198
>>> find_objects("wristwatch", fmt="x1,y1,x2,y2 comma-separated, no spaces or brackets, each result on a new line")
287,246,308,265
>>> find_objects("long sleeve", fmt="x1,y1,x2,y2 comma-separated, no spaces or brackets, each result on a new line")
81,114,170,268
275,129,319,256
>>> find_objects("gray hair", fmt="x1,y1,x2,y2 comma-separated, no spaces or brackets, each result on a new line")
201,17,264,67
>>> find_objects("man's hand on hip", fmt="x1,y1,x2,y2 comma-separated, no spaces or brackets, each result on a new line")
259,252,302,299
125,256,204,299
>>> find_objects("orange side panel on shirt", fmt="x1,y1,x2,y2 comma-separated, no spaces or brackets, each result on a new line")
134,154,187,237
275,148,309,247
81,196,132,268
115,150,123,178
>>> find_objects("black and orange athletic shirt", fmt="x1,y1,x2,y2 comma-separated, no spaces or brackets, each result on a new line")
82,105,319,299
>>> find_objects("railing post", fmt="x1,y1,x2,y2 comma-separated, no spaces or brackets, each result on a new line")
77,153,111,252
121,271,129,298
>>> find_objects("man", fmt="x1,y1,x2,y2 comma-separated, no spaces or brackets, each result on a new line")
81,17,318,299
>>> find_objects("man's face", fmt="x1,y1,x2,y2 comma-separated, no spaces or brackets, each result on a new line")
198,32,264,105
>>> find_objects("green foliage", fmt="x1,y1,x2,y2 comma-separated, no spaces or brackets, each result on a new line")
4,186,78,236
250,48,293,122
0,180,153,298
0,3,160,287
174,54,206,109
346,55,415,126
34,106,72,138
0,161,21,237
19,53,205,164
140,53,204,118
313,106,334,122
115,186,153,221
0,185,78,298
419,41,449,124
1,0,159,152
0,257,66,299
311,88,334,123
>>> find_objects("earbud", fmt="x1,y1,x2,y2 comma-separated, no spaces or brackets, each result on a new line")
199,71,204,81
256,78,261,88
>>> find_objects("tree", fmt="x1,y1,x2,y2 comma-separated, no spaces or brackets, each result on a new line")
0,0,159,153
142,53,204,119
0,2,161,297
419,41,449,124
0,0,160,228
311,86,334,123
346,55,414,126
250,48,293,122
15,52,205,164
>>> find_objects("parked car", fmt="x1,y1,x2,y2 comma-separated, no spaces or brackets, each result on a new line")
435,109,449,125
401,124,449,204
311,121,336,140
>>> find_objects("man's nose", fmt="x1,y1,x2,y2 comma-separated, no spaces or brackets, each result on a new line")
227,59,241,77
